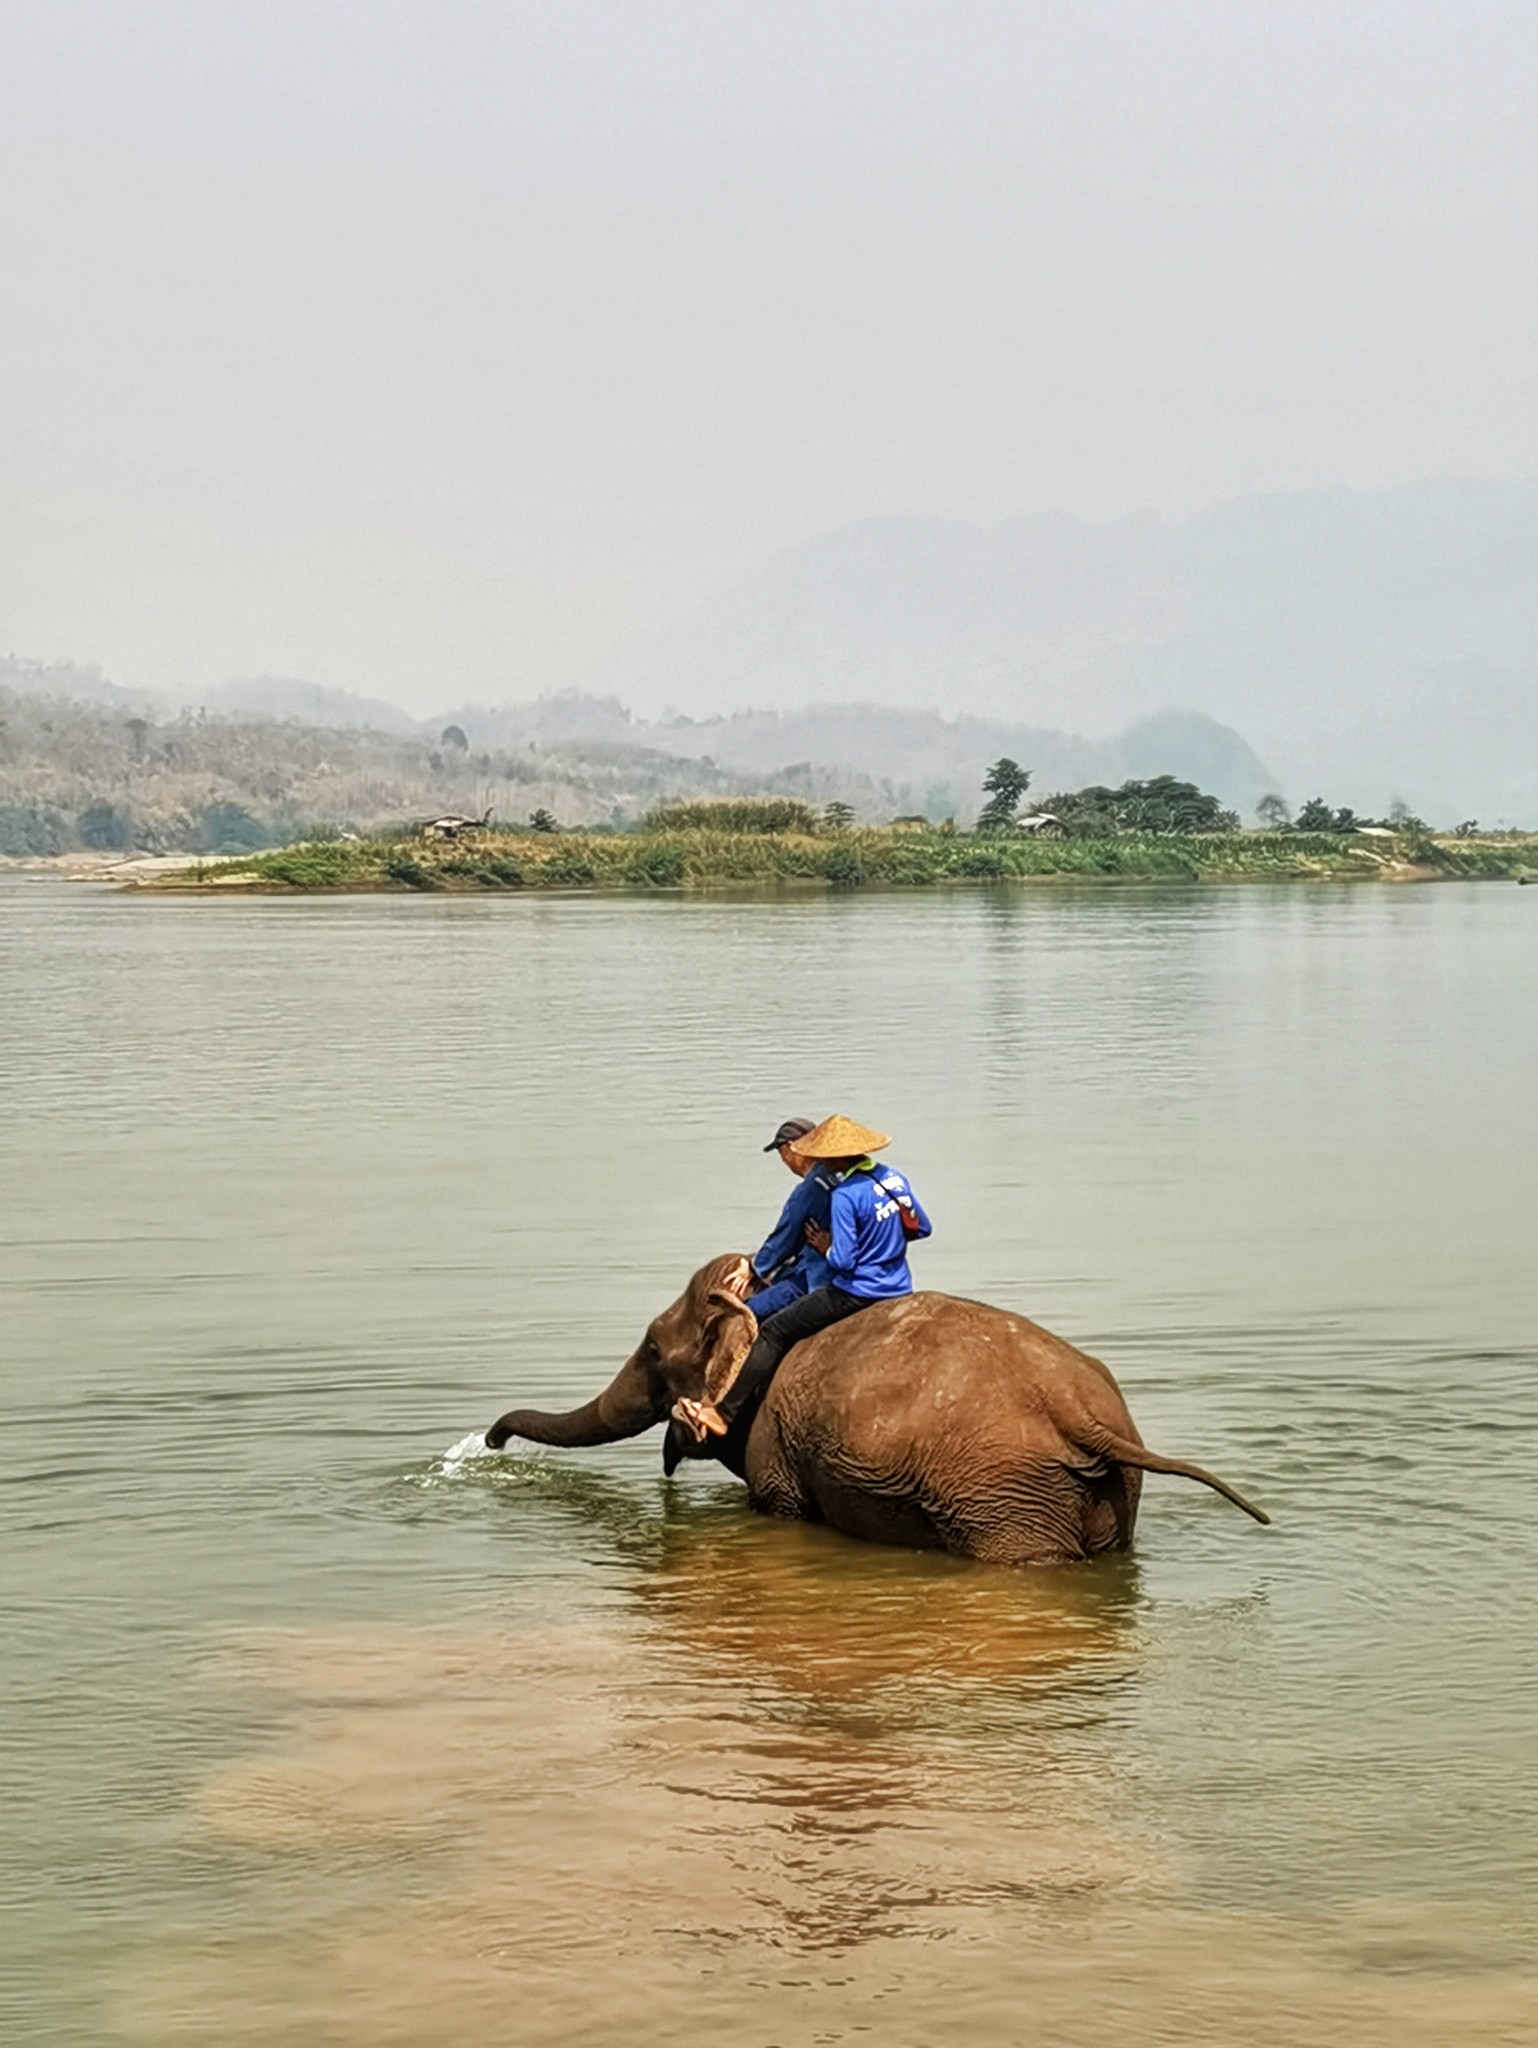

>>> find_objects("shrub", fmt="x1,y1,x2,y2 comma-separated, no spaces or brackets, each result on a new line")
624,844,685,887
882,845,941,884
250,840,368,887
540,849,597,886
441,851,526,887
199,802,269,852
78,801,130,850
644,797,821,835
1293,797,1359,832
384,850,438,888
955,845,1008,877
0,804,67,855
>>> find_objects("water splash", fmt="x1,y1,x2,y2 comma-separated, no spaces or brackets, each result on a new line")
440,1429,494,1470
413,1430,499,1486
442,1433,495,1466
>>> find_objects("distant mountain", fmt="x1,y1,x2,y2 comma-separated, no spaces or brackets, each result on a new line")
627,703,1273,819
0,657,157,711
437,694,638,750
585,481,1538,822
18,473,1532,823
200,675,420,734
436,696,1275,821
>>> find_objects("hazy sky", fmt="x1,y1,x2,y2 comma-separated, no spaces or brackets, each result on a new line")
2,0,1535,707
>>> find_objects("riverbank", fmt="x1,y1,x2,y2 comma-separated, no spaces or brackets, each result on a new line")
2,850,248,881
131,826,1538,892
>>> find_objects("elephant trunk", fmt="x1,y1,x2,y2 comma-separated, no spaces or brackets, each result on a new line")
485,1347,664,1451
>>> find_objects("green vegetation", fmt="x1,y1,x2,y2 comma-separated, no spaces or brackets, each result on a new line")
644,796,823,834
1295,796,1362,832
977,757,1032,833
148,822,1538,894
1033,774,1240,834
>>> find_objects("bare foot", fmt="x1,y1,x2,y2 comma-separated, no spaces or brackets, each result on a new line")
672,1397,728,1442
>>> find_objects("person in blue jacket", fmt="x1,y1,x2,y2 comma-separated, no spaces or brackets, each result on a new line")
676,1114,932,1443
745,1115,836,1322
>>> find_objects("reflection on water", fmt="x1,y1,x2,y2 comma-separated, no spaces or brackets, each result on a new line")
127,1465,1536,2046
5,875,1538,2045
128,1475,1159,2037
124,1611,1534,2048
440,1450,1145,1704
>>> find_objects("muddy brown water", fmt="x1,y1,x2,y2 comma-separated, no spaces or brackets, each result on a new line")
2,873,1536,2045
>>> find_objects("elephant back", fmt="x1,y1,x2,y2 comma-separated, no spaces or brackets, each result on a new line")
760,1289,1141,1468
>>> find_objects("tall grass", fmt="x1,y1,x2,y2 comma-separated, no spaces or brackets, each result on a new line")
643,797,822,834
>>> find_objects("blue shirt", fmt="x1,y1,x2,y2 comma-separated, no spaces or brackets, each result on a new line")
827,1160,933,1300
754,1167,835,1293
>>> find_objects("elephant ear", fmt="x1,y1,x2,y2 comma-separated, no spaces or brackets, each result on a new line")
699,1290,759,1405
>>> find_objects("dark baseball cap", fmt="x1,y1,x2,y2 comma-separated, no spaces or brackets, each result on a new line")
764,1116,818,1152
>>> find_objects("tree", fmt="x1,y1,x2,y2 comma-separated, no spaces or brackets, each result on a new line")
440,724,469,751
1387,798,1427,831
199,801,268,851
1256,793,1291,830
528,808,559,833
77,800,130,850
1295,797,1358,832
822,800,855,832
1033,775,1237,836
977,758,1031,833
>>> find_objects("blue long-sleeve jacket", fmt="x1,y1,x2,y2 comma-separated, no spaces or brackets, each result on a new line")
827,1161,932,1300
754,1167,835,1293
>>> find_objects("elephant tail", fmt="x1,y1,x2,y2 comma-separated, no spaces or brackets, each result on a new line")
1079,1425,1272,1526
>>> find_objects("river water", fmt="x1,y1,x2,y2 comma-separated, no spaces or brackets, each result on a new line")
2,872,1535,2046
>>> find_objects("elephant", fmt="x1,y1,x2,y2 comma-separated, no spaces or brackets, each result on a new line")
484,1254,1270,1565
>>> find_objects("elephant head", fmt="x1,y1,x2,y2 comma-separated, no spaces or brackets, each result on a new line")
484,1254,759,1452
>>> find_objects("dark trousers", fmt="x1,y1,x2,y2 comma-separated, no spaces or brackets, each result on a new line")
717,1284,870,1426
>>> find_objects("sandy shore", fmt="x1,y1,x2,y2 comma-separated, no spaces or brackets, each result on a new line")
0,851,246,881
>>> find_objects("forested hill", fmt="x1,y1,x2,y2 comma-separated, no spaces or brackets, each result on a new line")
0,688,833,855
0,669,1275,855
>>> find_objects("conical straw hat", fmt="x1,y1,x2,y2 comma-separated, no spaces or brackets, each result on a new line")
796,1114,890,1160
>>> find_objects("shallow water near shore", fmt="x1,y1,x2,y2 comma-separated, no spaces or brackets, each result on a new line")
3,873,1536,2044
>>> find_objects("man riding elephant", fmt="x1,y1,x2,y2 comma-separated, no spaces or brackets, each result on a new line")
481,1244,1269,1565
674,1114,931,1444
742,1115,836,1324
